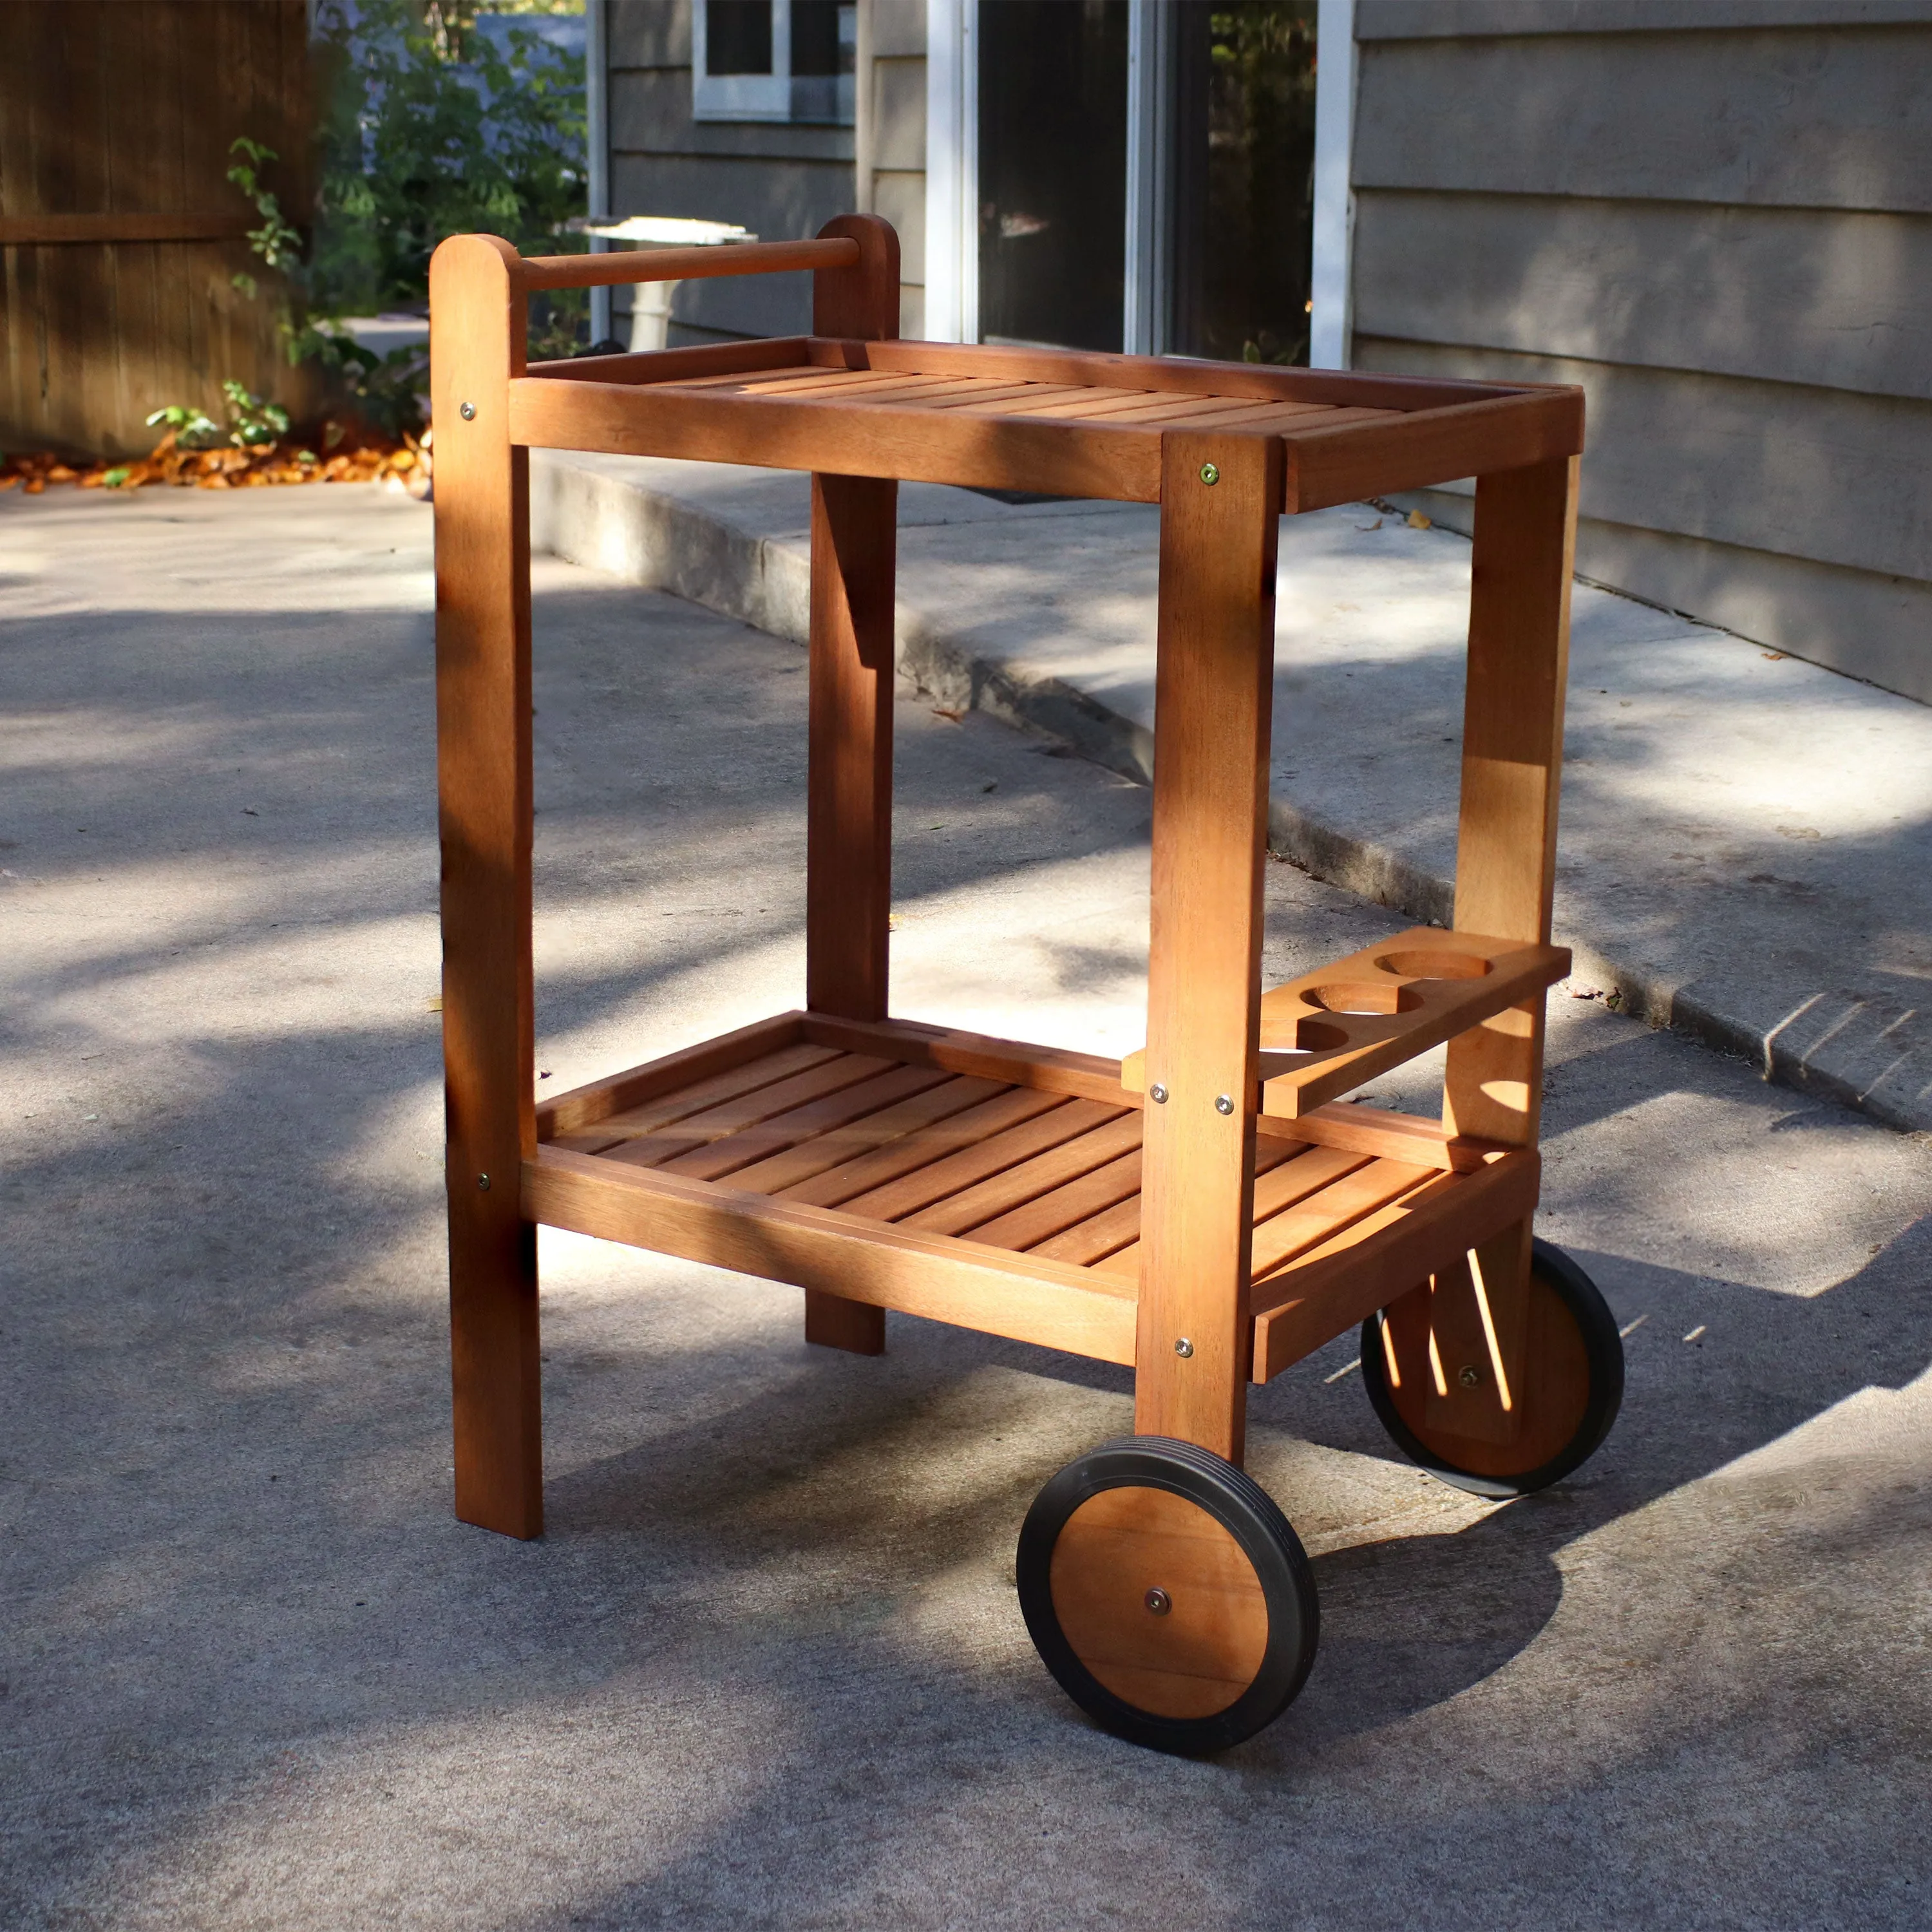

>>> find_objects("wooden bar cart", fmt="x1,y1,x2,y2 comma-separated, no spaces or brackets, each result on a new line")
429,218,1624,1755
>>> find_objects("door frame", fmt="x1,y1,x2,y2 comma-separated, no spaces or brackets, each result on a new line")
923,0,1355,365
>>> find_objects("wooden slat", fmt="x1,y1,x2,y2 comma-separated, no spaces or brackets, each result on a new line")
898,1112,1143,1236
1033,1135,1304,1269
1260,1101,1506,1174
0,211,255,244
800,1012,1135,1104
1282,390,1584,514
1095,1141,1368,1282
842,337,1524,412
536,1012,808,1140
840,1097,1125,1224
551,1039,840,1150
723,1074,1009,1197
963,1148,1143,1253
524,1146,1139,1366
778,1084,1068,1208
1131,431,1282,1464
524,337,811,387
1249,1159,1437,1283
659,1061,950,1182
1249,1152,1542,1381
604,1053,896,1169
508,375,1168,504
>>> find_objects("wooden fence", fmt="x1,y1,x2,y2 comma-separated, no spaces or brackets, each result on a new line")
0,0,311,459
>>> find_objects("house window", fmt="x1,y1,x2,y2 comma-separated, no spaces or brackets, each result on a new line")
693,1,855,124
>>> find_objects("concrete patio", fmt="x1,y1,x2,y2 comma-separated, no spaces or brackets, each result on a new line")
2,482,1929,1929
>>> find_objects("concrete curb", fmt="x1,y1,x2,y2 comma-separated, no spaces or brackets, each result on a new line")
530,453,1929,1136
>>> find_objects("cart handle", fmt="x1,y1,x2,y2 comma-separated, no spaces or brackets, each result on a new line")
518,237,860,295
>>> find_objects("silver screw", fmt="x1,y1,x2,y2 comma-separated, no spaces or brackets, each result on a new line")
1149,1083,1169,1104
1215,1094,1234,1115
1174,1337,1194,1358
1198,461,1219,486
459,401,477,421
1459,1364,1481,1387
477,1173,490,1191
1144,1587,1172,1616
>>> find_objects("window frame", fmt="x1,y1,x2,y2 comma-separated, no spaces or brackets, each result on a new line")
692,0,856,126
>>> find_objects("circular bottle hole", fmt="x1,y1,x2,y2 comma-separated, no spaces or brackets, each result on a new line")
1295,1018,1353,1052
1303,981,1424,1016
1374,949,1492,981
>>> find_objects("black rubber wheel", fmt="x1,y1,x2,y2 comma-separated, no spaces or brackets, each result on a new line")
1017,1436,1319,1754
1361,1236,1624,1499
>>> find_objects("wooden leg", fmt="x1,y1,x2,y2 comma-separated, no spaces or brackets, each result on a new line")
430,235,543,1537
1441,455,1579,1428
802,469,898,1355
1133,431,1283,1464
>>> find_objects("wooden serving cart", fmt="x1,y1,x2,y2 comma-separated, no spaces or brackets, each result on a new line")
429,218,1624,1754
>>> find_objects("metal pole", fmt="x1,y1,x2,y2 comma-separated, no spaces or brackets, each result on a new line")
586,0,612,345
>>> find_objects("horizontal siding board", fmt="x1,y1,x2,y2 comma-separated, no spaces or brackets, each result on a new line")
1354,191,1932,401
1397,482,1932,705
609,0,688,66
1354,28,1932,213
612,69,855,162
1356,337,1932,584
1360,1,1932,34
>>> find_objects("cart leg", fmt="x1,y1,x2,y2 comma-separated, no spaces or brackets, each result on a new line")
1133,431,1283,1464
801,217,901,1356
801,469,897,1354
430,235,544,1537
1409,455,1579,1437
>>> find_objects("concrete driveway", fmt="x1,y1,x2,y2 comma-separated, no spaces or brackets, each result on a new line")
3,484,1929,1929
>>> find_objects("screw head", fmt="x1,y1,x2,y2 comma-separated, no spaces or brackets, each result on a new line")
1148,1082,1170,1104
1214,1094,1235,1115
1144,1587,1172,1616
459,401,477,421
1198,461,1220,486
477,1173,491,1191
1459,1363,1481,1388
1174,1336,1194,1358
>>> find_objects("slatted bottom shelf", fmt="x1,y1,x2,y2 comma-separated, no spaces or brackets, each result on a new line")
525,1012,1537,1379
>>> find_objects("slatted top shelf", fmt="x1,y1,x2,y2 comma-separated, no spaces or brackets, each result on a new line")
511,337,1584,511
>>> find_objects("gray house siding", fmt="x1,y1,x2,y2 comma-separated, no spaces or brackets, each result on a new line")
605,0,927,343
1350,3,1932,702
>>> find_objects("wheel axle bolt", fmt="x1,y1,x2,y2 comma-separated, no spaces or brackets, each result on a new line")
1459,1364,1481,1387
1149,1083,1169,1104
1144,1587,1172,1616
1174,1337,1194,1358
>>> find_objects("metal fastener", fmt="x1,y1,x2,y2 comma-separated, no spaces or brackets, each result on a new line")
1459,1364,1481,1388
459,401,477,421
1198,461,1219,486
1144,1587,1172,1616
1174,1337,1194,1358
1215,1094,1234,1115
1149,1083,1169,1104
477,1173,491,1191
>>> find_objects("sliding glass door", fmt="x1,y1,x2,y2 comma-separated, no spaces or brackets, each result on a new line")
969,0,1318,362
